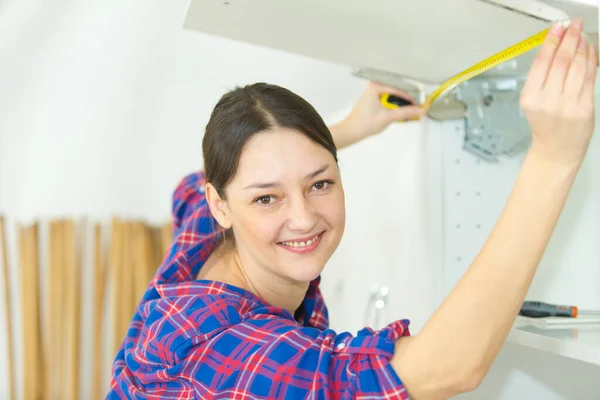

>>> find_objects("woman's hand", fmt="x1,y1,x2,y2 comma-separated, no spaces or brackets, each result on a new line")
521,18,597,166
330,81,425,149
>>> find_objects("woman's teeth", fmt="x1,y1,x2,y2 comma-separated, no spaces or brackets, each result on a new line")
281,234,320,248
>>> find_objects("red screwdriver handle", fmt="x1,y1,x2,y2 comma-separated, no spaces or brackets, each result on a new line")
519,301,578,318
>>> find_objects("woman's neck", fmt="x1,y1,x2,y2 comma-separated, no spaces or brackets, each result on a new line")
198,245,308,317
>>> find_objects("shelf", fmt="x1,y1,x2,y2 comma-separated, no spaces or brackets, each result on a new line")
183,0,598,85
508,316,600,366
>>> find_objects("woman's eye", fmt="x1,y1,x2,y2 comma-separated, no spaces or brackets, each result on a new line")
312,180,332,191
255,195,274,205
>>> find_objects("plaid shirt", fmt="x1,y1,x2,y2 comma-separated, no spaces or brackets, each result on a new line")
107,171,411,399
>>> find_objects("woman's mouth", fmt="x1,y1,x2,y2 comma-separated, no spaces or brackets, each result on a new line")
277,232,324,254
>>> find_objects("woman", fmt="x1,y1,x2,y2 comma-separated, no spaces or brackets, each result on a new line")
108,20,596,399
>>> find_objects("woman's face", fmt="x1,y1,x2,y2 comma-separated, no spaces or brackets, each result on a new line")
216,128,345,284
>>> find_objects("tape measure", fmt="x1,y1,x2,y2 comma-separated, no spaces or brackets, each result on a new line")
381,26,552,111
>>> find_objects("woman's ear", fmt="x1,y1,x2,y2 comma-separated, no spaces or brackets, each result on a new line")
205,183,232,229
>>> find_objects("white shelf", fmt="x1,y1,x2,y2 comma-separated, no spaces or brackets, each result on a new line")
183,1,598,85
508,316,600,366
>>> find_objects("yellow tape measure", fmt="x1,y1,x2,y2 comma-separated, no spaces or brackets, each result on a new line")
381,27,551,111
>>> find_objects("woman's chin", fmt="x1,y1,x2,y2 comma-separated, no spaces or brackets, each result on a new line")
291,264,326,283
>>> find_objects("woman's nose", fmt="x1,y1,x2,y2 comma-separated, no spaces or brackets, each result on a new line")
287,197,317,233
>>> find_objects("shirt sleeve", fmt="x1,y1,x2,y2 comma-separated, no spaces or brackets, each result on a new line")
171,318,412,399
171,170,211,234
150,171,220,286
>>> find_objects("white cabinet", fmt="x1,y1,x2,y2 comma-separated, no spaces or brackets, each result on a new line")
183,0,598,84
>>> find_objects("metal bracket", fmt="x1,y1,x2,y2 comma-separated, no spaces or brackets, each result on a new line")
456,77,531,162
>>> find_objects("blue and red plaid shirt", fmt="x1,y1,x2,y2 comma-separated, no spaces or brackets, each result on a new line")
108,171,411,399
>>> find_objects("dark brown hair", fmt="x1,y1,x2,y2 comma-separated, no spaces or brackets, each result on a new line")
202,83,338,243
203,82,338,198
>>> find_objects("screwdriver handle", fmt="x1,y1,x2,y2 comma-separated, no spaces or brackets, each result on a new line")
519,301,578,318
380,93,414,109
380,93,423,122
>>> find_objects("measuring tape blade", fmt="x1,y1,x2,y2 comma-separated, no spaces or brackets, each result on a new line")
423,27,550,109
381,26,552,111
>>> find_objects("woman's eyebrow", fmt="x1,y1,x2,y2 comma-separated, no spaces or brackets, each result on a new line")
243,181,281,190
243,164,330,190
306,164,329,179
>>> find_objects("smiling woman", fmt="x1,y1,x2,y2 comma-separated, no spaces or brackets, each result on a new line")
199,84,347,310
107,20,597,400
106,81,424,399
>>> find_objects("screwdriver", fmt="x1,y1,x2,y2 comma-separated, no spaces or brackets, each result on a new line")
519,301,600,318
380,93,423,122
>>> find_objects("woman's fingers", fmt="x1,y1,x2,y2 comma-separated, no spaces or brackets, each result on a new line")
387,105,425,122
522,22,564,92
581,43,598,107
519,18,596,166
563,35,589,99
370,81,417,104
545,18,584,95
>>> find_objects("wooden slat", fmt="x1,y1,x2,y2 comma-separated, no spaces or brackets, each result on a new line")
92,223,107,400
46,221,59,399
18,225,30,399
49,219,68,398
18,225,32,399
19,223,44,399
29,223,45,400
31,223,45,399
0,216,15,400
55,220,67,398
110,217,124,357
142,224,154,291
121,222,134,330
65,220,80,400
134,223,149,304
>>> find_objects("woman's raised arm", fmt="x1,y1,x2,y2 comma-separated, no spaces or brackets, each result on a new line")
391,19,597,399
